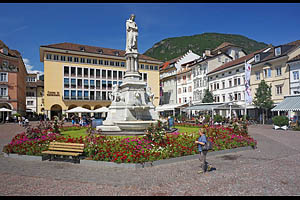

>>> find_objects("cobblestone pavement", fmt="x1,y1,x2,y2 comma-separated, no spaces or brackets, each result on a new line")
0,123,299,195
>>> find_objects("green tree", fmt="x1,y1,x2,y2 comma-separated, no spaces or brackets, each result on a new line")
202,89,214,103
253,80,274,124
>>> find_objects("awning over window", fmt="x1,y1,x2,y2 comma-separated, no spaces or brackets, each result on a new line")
184,102,242,111
271,95,300,112
156,103,188,112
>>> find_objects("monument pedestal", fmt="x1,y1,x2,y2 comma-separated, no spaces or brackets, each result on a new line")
96,14,158,135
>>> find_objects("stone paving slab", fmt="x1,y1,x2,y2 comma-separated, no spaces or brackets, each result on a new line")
0,124,299,195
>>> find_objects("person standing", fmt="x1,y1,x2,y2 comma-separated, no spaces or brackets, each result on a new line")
195,128,211,173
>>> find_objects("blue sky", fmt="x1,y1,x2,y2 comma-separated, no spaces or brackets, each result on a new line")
1,3,300,74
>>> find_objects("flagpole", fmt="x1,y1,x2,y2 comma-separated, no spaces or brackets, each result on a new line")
244,60,247,121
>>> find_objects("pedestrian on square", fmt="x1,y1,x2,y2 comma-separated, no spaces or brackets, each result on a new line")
195,128,212,173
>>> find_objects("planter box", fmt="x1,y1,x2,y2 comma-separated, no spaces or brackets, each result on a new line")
273,125,288,130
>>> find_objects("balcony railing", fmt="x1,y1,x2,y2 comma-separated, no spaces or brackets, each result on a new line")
0,95,9,100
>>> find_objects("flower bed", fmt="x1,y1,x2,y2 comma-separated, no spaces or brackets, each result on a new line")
2,124,256,163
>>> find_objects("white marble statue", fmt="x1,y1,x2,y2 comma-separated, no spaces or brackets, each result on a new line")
126,14,138,54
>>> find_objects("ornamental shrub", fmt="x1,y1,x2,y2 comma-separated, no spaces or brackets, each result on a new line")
214,114,223,123
272,116,289,127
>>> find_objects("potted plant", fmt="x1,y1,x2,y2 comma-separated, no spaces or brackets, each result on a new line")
272,116,289,130
214,114,223,125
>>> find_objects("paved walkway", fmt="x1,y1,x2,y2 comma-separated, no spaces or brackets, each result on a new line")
0,123,299,195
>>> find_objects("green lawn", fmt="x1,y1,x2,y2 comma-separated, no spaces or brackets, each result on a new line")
60,128,143,139
61,128,88,138
175,125,199,135
60,125,200,138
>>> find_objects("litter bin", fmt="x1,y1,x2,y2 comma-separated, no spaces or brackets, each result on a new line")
92,119,103,128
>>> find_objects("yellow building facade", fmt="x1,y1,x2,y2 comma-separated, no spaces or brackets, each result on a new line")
40,43,162,119
250,41,300,105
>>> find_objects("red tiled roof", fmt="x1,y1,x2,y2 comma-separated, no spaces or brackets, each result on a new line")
212,42,237,53
160,61,170,70
41,42,161,62
207,47,268,75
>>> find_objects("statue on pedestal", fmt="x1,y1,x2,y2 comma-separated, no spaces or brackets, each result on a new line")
126,14,138,54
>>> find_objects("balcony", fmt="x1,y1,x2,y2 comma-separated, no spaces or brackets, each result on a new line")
0,95,9,100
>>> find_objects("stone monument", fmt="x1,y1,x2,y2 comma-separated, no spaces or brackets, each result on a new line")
97,14,158,134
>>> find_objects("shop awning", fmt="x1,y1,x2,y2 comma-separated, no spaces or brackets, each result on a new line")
271,95,300,112
155,103,188,112
184,102,242,111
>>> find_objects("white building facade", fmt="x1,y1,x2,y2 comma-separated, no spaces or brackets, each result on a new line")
288,55,300,95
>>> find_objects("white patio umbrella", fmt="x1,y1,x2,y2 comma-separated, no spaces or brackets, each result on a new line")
0,107,12,123
0,107,12,112
66,107,92,113
93,107,109,113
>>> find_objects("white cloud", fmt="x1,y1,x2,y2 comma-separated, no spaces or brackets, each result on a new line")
23,58,44,75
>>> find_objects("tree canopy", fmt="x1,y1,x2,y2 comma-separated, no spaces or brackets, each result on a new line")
202,89,214,103
253,80,274,110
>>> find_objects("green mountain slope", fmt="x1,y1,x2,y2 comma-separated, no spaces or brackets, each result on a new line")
143,32,268,62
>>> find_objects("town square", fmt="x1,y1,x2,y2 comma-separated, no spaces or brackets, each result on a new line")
0,3,300,196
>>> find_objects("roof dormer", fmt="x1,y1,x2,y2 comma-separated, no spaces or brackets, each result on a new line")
254,54,260,63
80,46,85,52
275,46,281,57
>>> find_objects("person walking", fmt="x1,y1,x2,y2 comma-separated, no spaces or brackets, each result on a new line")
195,128,212,173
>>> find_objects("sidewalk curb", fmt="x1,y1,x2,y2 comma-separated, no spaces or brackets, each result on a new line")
3,145,255,169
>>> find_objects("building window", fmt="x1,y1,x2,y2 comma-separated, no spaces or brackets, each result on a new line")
93,59,97,64
236,68,239,73
275,47,281,56
143,73,147,81
64,90,69,98
110,61,115,66
0,87,7,96
90,69,95,77
154,66,158,70
237,78,241,85
71,79,76,88
222,95,225,102
74,57,79,63
67,56,73,62
255,54,260,62
293,71,299,80
229,79,232,87
87,58,91,64
264,68,272,78
276,66,282,76
104,60,109,66
179,98,181,103
118,71,123,80
0,73,8,82
115,61,120,67
235,53,239,60
183,87,187,93
121,62,125,67
71,67,76,76
276,85,283,95
64,78,69,87
53,55,59,60
46,54,52,60
78,90,82,98
80,58,85,63
222,81,225,89
84,68,88,77
77,79,82,88
61,56,66,61
145,65,149,70
99,60,103,65
96,69,101,78
256,71,260,80
77,68,82,77
27,101,34,106
188,86,192,92
150,65,153,70
102,70,106,79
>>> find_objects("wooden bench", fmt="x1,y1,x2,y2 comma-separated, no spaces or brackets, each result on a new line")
42,142,84,163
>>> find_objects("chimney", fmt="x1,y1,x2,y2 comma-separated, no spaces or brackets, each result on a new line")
205,49,211,56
